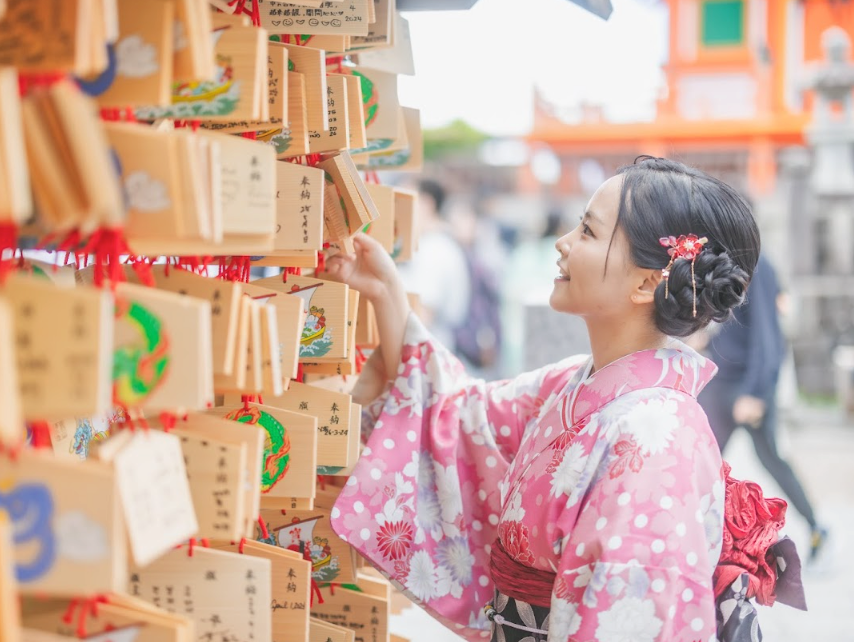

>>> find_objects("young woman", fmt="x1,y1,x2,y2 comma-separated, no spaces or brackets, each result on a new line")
326,158,804,642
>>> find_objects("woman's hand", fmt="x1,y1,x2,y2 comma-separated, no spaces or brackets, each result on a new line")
322,233,401,304
322,233,411,383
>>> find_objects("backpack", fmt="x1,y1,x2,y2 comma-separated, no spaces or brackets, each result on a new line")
453,252,503,369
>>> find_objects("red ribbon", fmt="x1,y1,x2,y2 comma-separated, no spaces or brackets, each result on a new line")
0,222,18,283
258,516,271,540
61,594,109,639
282,266,302,283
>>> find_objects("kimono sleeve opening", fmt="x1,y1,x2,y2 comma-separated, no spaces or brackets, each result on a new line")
546,393,725,642
331,313,585,641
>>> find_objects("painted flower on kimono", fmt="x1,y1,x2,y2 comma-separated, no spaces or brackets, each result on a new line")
619,394,680,456
376,520,414,561
550,441,588,499
497,520,535,565
407,550,440,601
549,597,581,641
436,536,475,587
596,597,663,642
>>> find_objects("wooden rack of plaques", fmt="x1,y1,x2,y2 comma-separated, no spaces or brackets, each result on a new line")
0,1,425,640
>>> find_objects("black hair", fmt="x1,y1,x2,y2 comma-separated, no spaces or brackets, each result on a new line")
418,179,447,217
614,156,760,338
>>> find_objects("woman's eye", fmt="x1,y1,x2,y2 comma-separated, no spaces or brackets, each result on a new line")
582,223,593,237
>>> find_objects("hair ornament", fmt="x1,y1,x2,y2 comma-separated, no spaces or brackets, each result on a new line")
659,234,709,317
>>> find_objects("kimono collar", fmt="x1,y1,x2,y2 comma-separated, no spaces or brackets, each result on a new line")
566,342,718,426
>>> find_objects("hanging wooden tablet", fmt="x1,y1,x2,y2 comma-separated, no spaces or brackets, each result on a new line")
0,68,32,225
310,583,389,642
0,451,127,596
173,131,212,241
95,429,198,568
210,402,317,503
309,74,350,154
173,0,216,82
136,25,266,121
0,0,96,74
272,161,325,254
0,514,20,642
391,187,417,263
48,82,125,226
0,299,21,446
281,43,329,132
240,280,305,384
129,547,272,642
200,40,289,134
253,275,350,361
259,305,285,397
258,380,351,469
258,507,357,585
322,170,352,248
346,67,399,152
113,282,214,412
174,429,248,541
2,276,113,421
349,0,394,52
258,0,371,37
211,540,312,642
318,152,379,233
256,71,310,159
241,298,263,394
364,106,422,171
214,292,251,393
98,0,175,107
22,597,193,642
301,288,359,375
363,184,396,251
356,297,379,349
274,33,349,53
149,267,241,378
105,122,186,241
356,14,414,76
21,94,91,233
177,412,265,539
50,410,120,462
334,73,368,150
201,131,277,239
310,617,355,642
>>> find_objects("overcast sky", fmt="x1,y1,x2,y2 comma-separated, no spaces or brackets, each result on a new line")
399,0,669,135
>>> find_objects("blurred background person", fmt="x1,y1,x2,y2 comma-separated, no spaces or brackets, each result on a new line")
398,179,471,352
698,254,829,562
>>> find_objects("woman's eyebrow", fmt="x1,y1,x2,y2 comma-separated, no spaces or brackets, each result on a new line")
584,210,603,226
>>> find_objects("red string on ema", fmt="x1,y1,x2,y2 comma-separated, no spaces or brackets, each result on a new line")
0,221,18,283
258,516,270,540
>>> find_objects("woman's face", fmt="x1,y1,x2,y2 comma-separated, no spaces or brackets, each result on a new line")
550,175,648,318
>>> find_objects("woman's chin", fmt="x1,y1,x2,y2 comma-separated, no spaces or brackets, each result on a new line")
549,287,572,313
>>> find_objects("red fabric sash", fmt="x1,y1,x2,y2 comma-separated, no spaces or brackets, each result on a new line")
488,538,554,608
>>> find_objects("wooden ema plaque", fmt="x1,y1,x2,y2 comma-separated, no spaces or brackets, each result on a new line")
129,547,272,642
211,540,312,642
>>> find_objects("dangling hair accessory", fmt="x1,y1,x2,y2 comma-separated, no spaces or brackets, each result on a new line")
659,234,708,318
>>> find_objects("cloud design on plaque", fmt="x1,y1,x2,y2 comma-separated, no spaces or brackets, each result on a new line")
173,20,188,52
125,171,171,212
116,34,160,78
56,512,109,562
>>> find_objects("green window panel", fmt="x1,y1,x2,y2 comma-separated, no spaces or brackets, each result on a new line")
701,0,744,47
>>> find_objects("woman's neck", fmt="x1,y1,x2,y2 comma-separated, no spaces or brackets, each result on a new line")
585,316,669,374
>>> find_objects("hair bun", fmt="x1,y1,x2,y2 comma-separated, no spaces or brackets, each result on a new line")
654,246,750,337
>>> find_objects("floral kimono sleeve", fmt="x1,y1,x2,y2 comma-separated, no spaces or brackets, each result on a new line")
331,314,584,641
547,389,725,642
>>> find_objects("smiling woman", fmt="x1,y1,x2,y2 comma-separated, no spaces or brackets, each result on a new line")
324,157,805,642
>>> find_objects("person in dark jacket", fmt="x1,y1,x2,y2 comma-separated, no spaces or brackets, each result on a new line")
699,254,828,560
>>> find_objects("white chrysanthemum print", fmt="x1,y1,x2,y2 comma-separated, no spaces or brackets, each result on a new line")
621,395,680,455
502,488,526,523
595,597,663,642
414,488,443,544
406,550,439,601
550,442,587,498
436,537,474,586
548,597,581,642
435,462,463,523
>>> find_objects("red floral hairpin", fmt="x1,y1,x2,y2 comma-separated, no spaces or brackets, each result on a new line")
659,234,709,318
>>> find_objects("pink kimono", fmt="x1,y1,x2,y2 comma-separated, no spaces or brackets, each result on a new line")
331,315,727,642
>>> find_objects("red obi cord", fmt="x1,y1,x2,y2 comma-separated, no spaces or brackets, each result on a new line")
488,538,554,609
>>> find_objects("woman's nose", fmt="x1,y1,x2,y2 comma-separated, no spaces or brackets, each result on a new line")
555,233,571,255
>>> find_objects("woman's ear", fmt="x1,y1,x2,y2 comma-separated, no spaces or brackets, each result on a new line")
631,268,663,306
